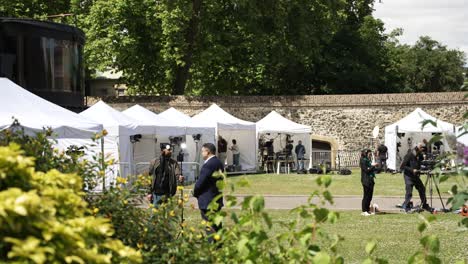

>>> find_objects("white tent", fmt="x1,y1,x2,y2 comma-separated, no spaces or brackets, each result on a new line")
159,107,215,136
80,101,158,180
122,105,188,174
159,107,216,163
456,125,468,146
384,108,455,171
122,105,185,136
0,78,102,138
192,104,257,171
257,111,312,169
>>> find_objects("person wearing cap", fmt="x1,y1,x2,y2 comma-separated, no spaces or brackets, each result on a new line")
147,144,184,207
360,149,376,216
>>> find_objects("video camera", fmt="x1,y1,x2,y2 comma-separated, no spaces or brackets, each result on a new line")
420,159,436,172
419,153,438,173
169,136,183,145
192,134,201,141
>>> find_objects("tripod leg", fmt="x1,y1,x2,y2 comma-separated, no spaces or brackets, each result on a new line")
433,179,446,211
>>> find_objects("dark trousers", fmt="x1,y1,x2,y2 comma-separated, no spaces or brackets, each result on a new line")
200,209,222,242
403,175,427,210
362,184,374,212
379,157,387,172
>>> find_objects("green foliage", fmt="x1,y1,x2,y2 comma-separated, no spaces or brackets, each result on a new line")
1,0,465,95
0,144,141,263
391,36,466,92
0,122,104,191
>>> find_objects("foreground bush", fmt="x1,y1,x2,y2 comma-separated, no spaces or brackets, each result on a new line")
0,144,141,263
0,123,104,191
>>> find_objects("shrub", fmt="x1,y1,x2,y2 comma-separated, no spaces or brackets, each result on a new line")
0,144,141,263
0,121,104,191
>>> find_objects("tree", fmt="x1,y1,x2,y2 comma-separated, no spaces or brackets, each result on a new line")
396,36,466,92
0,0,72,19
315,0,403,94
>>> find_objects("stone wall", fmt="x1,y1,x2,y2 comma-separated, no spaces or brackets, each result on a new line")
87,92,467,151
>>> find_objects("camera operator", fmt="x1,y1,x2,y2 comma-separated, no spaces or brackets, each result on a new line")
399,143,431,213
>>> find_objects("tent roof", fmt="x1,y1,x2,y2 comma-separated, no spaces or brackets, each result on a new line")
122,105,185,135
80,101,155,136
159,107,192,123
257,111,311,134
159,107,215,135
0,78,102,138
385,108,455,133
192,104,255,130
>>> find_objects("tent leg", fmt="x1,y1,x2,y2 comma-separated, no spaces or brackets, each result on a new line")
101,137,105,191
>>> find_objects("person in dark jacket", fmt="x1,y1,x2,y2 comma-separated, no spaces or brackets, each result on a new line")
377,144,388,172
295,140,306,171
360,149,376,216
400,144,431,212
217,136,228,165
194,143,224,240
148,144,184,207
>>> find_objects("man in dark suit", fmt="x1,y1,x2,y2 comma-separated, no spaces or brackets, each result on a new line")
194,143,224,239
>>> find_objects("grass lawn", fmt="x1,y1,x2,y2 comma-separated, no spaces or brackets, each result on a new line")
182,209,467,263
187,170,461,196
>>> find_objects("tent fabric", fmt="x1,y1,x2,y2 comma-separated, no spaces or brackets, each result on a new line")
123,105,215,175
159,107,214,135
192,104,256,130
80,101,159,180
384,108,455,171
385,108,455,134
122,105,185,136
257,111,312,169
192,104,257,171
158,107,216,167
81,101,156,136
256,111,311,134
0,78,102,138
457,125,468,146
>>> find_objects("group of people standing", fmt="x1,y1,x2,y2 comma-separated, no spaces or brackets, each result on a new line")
360,142,432,216
216,136,240,167
147,142,224,240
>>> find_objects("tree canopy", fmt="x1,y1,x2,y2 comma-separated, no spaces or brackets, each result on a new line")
1,0,466,95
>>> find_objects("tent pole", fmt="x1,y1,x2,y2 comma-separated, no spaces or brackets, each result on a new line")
101,136,105,191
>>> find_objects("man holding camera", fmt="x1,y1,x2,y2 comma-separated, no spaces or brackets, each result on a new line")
147,144,184,207
400,143,431,213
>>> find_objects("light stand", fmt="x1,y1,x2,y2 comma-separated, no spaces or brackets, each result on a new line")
177,143,187,226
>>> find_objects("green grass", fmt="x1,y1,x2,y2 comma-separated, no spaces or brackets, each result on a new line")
182,209,467,263
187,170,460,196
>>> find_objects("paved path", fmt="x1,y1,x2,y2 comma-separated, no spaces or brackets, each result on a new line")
186,194,449,211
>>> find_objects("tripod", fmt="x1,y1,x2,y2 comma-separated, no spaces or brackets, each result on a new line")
422,171,446,211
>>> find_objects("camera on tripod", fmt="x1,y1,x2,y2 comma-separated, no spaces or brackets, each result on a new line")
420,159,436,173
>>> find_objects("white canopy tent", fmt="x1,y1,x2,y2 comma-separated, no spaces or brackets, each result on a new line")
122,105,188,175
192,104,257,171
0,78,102,138
456,125,468,146
384,108,456,171
158,107,216,163
256,111,313,169
80,101,158,181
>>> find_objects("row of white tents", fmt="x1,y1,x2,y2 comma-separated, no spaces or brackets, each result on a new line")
0,77,466,187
